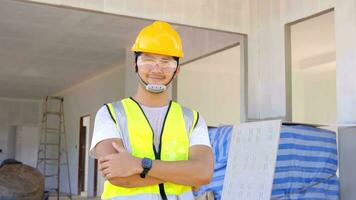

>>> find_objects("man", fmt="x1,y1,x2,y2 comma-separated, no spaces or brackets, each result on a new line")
90,21,214,200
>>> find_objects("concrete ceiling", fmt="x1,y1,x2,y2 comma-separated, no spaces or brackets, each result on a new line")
0,0,241,99
291,11,335,72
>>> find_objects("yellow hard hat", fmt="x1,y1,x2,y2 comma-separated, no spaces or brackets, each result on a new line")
131,21,184,58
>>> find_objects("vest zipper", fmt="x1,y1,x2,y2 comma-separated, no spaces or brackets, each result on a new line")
157,100,172,200
130,97,171,200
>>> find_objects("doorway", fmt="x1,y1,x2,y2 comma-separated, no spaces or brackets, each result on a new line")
78,115,90,196
286,10,336,125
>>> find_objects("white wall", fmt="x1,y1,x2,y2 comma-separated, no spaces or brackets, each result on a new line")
15,126,40,167
335,0,356,123
0,126,16,162
290,11,337,125
0,98,40,163
52,65,125,196
27,0,250,34
0,98,41,127
292,66,336,125
7,126,16,159
178,46,241,126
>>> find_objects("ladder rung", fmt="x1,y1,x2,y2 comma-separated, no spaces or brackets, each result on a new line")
45,162,68,166
46,187,58,191
42,120,64,123
46,96,63,101
45,112,62,115
45,162,59,166
43,131,63,134
45,162,57,166
45,174,58,178
40,143,59,146
41,128,63,134
38,158,59,161
43,128,60,131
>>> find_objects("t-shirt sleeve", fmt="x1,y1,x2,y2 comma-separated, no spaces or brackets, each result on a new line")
189,114,211,148
89,105,122,158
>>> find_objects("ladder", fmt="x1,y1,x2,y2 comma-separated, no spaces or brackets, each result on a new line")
37,96,72,199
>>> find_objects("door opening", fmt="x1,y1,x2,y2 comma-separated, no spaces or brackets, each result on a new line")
78,115,90,196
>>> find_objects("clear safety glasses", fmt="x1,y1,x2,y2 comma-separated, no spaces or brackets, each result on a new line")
137,55,178,73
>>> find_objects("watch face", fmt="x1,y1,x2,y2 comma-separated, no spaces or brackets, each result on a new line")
142,158,152,169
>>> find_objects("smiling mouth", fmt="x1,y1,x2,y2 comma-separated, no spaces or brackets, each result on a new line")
148,76,164,80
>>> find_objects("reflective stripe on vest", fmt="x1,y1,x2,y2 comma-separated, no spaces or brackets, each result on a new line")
101,97,199,199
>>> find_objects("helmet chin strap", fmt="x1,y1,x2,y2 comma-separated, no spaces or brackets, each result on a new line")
135,65,178,93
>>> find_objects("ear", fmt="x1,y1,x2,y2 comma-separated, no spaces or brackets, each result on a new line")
133,60,138,73
174,65,181,77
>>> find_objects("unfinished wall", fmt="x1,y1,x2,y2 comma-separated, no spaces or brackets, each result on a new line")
292,66,337,124
15,126,40,167
247,0,336,119
177,46,241,126
247,0,356,123
334,0,356,123
27,0,250,34
0,98,41,163
52,65,125,196
0,126,16,163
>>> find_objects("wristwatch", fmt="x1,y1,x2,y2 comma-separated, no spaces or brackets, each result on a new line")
140,157,152,178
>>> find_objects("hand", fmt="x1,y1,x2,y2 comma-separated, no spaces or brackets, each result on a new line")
99,142,142,179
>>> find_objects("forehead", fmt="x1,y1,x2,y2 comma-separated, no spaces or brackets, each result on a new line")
140,53,174,60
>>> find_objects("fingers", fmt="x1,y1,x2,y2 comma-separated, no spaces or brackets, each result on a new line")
99,156,109,164
102,168,112,179
99,162,109,171
98,157,110,174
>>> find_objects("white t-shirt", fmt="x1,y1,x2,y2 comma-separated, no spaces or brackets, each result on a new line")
89,103,211,158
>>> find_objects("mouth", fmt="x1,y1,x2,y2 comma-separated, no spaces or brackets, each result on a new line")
147,75,165,80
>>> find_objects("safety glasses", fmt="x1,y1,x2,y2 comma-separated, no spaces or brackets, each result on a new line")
137,55,178,73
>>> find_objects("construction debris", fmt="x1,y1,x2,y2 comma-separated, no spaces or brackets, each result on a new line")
0,159,44,200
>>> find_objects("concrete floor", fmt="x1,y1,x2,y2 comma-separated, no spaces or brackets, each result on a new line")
48,196,100,200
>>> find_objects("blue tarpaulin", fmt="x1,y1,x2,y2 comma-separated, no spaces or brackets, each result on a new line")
194,125,339,200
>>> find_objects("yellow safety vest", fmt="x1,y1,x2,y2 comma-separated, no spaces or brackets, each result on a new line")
101,97,199,199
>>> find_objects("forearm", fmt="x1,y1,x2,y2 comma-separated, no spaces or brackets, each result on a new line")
108,175,163,188
99,141,213,189
148,159,212,187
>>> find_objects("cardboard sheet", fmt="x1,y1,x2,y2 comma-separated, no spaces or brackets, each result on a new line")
221,120,281,200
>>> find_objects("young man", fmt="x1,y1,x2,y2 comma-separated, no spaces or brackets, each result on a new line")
90,21,214,200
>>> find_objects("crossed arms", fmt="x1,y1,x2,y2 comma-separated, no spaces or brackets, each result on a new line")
96,138,214,189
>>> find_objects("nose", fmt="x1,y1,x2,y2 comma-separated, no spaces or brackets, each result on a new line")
150,62,163,72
